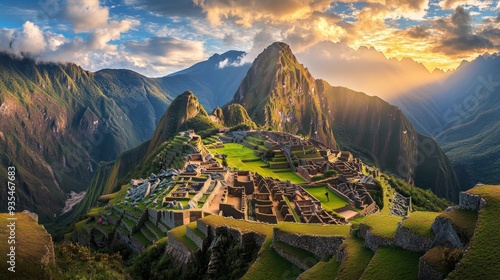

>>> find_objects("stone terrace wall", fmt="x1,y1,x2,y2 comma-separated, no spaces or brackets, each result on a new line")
273,228,345,258
459,192,486,211
167,231,194,266
358,224,395,251
395,225,433,252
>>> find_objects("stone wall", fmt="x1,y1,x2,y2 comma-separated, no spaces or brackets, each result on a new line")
186,226,204,250
358,224,395,251
459,192,486,211
166,231,195,266
272,243,312,271
273,228,345,258
418,257,443,280
395,225,433,252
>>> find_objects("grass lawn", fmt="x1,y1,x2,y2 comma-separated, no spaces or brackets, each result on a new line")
284,197,300,222
361,215,402,239
208,143,306,184
303,186,349,211
272,241,321,267
360,247,422,280
200,215,274,236
375,177,395,215
0,212,54,279
336,237,374,280
242,236,302,280
401,211,440,239
298,256,339,280
168,223,198,252
275,222,351,237
447,185,500,279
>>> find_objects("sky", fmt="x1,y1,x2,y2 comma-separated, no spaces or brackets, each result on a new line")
0,0,498,77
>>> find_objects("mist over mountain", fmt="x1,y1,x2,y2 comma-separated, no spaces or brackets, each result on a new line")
231,42,460,201
394,54,500,188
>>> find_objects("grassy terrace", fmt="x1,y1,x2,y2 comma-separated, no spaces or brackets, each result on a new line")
200,215,273,236
273,241,321,265
401,211,440,239
132,231,152,247
186,221,206,239
242,236,301,280
438,208,478,240
448,185,500,279
298,256,339,280
0,213,54,279
360,215,402,239
360,247,422,280
284,197,300,222
303,186,350,211
168,223,198,252
208,143,306,184
336,237,374,280
275,222,351,237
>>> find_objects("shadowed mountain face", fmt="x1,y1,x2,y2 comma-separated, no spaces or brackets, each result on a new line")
394,54,500,189
0,53,173,222
232,42,460,201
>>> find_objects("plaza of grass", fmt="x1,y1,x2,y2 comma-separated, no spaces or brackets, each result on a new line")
207,142,354,213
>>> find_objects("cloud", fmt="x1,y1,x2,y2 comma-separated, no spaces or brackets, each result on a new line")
193,0,332,26
439,0,494,10
124,37,205,67
434,6,494,55
60,0,109,32
125,0,203,17
1,21,47,55
87,19,139,49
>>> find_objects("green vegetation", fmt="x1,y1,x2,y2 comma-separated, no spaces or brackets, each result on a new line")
360,215,402,239
208,143,306,184
438,208,478,240
360,247,422,280
298,256,339,280
384,174,451,212
272,241,321,267
168,223,198,252
336,237,374,280
304,186,349,211
242,237,302,280
201,215,273,236
275,222,351,237
0,213,54,279
420,246,462,278
448,185,500,279
53,242,126,279
401,211,440,239
284,197,301,222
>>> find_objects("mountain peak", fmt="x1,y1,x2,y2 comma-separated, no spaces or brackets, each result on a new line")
147,91,215,153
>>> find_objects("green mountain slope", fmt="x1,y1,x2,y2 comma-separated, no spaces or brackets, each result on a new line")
231,42,460,201
0,53,172,223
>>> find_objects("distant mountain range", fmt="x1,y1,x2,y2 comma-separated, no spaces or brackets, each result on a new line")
393,54,500,189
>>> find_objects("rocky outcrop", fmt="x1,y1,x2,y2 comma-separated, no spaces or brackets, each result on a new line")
431,216,463,248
